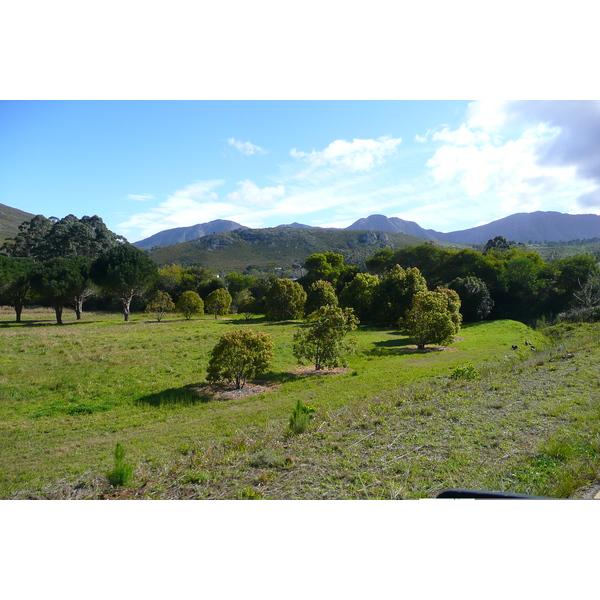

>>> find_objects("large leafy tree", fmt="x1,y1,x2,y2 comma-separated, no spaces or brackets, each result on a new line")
293,305,359,370
0,214,54,259
373,265,428,326
69,255,96,320
300,252,358,292
264,279,307,321
176,290,204,320
205,288,232,319
0,256,35,322
90,244,158,321
368,244,449,285
448,276,494,322
401,288,462,350
206,328,275,389
2,214,125,261
30,257,89,325
304,279,338,314
338,272,380,323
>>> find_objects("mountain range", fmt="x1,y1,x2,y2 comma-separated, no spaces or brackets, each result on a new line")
133,210,600,248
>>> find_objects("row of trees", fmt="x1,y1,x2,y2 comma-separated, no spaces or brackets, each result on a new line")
2,214,598,328
361,242,599,323
0,215,160,324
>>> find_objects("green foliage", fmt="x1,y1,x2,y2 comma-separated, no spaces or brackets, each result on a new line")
305,279,338,314
401,288,462,349
106,443,134,487
338,272,380,323
176,290,204,319
300,252,359,293
293,305,359,370
264,278,306,321
90,244,158,321
368,244,449,284
288,400,316,435
30,256,91,325
145,291,175,321
205,288,232,319
448,276,494,322
2,214,125,261
450,363,479,380
206,328,275,389
0,256,35,322
373,265,428,326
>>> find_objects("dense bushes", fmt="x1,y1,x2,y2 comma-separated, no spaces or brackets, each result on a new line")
206,329,275,389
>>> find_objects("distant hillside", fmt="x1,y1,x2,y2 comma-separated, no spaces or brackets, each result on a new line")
134,219,246,248
429,211,600,244
146,227,451,271
0,203,35,245
347,214,437,240
276,222,316,229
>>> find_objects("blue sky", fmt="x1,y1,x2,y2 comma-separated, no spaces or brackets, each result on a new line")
2,100,600,243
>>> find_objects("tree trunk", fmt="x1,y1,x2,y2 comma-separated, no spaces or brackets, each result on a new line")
74,296,83,320
54,303,64,325
122,296,132,322
14,302,23,323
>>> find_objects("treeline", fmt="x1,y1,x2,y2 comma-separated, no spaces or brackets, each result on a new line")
0,214,158,323
148,242,600,327
2,214,599,327
361,243,599,323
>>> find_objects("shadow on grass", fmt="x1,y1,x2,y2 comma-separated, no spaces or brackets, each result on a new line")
0,318,101,328
135,384,212,407
369,333,415,356
368,332,457,356
259,370,301,384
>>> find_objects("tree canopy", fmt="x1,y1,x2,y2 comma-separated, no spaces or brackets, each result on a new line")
206,329,275,389
90,244,158,321
1,214,125,261
293,305,359,370
205,288,232,319
401,288,462,350
264,279,307,321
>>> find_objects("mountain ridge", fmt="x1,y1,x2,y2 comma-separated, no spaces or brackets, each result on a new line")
134,210,600,248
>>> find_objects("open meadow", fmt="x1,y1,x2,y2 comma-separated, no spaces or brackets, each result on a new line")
1,306,599,499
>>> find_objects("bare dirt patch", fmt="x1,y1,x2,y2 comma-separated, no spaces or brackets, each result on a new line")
193,381,280,401
192,367,351,400
290,366,352,377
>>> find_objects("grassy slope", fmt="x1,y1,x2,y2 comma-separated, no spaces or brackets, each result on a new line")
4,307,598,499
0,203,34,245
146,227,460,270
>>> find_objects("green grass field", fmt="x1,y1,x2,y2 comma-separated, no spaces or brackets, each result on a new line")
1,306,599,499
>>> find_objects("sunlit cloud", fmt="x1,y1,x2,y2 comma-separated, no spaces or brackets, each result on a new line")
126,194,154,202
119,104,600,242
424,102,597,221
225,179,285,207
227,138,267,155
290,136,402,172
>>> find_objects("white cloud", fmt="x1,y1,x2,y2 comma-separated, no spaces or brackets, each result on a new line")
466,100,509,131
227,138,266,155
126,194,154,202
425,109,591,218
119,180,226,239
290,136,402,172
225,179,285,207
